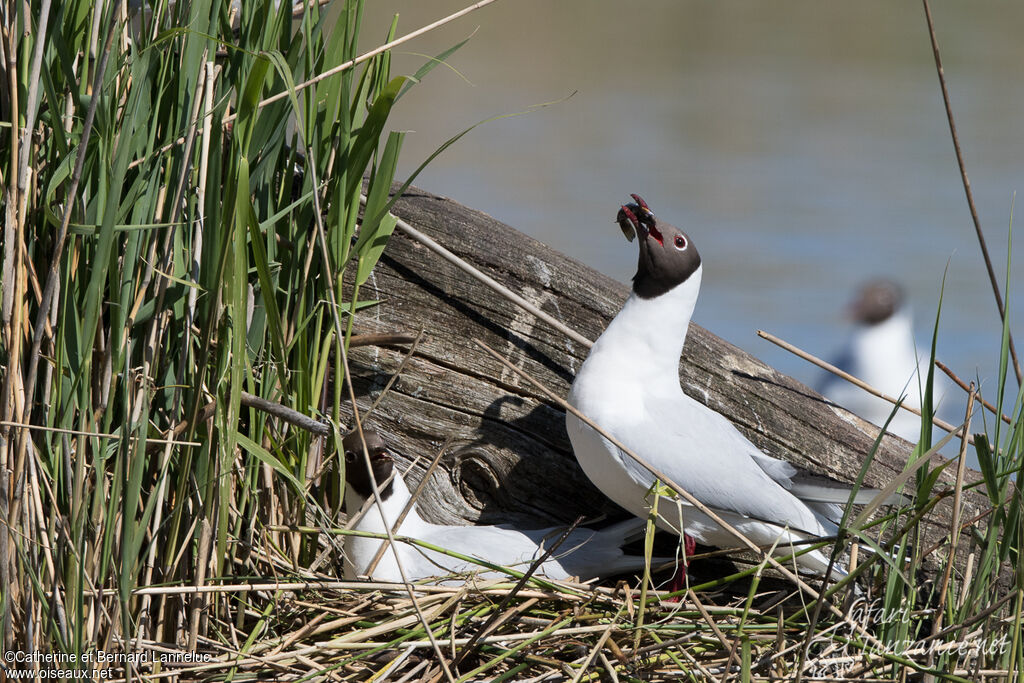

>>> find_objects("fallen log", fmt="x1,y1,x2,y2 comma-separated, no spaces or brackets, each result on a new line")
343,185,988,579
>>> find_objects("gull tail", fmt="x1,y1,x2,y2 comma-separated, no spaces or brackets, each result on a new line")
750,452,913,510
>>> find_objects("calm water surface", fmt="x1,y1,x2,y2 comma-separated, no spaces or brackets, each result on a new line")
360,1,1024,447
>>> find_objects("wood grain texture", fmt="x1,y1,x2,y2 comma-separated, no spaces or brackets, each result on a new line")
342,185,987,578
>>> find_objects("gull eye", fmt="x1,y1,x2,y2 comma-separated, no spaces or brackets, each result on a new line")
673,234,687,251
344,450,356,463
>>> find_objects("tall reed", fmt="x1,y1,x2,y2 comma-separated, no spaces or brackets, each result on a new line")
0,0,453,661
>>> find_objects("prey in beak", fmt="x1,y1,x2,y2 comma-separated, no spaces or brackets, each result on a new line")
617,193,663,246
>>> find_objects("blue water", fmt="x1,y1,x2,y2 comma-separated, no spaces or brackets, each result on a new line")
364,0,1024,450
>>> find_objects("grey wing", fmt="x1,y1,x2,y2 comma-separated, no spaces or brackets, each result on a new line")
629,398,828,535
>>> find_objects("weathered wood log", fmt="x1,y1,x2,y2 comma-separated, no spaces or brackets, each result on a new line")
343,185,987,578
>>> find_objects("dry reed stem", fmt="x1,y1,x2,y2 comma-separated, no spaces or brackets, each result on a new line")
921,0,1023,386
4,15,129,644
450,520,588,671
5,116,32,652
136,51,215,644
130,0,503,171
350,332,420,348
386,202,592,349
0,420,202,446
688,588,742,674
568,605,615,683
936,360,1013,426
227,0,503,124
342,468,400,533
21,0,126,427
929,495,970,683
15,0,51,230
757,329,972,445
364,328,428,419
936,387,976,621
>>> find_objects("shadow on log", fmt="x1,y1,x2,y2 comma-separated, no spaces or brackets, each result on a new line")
343,185,988,579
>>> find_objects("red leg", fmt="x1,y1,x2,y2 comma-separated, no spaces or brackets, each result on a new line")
667,533,697,597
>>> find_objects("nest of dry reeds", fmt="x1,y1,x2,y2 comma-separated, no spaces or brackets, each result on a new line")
118,562,1020,682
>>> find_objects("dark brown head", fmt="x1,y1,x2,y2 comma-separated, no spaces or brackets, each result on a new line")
617,194,701,299
342,429,395,500
849,279,903,326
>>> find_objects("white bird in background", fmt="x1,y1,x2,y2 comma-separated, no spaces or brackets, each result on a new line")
566,194,899,579
342,429,659,583
817,279,944,443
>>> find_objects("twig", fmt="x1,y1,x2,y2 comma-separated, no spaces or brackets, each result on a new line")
146,391,331,457
349,332,419,348
688,589,741,676
569,620,617,683
80,578,584,599
365,328,427,419
146,333,414,451
935,360,1012,426
455,615,575,681
393,658,430,683
376,195,592,349
932,386,975,641
921,592,1016,644
657,638,720,682
340,467,399,533
921,0,1022,385
0,420,200,446
333,622,612,651
452,517,586,670
597,652,620,683
757,329,972,445
130,1,501,170
920,504,995,561
225,0,501,124
375,644,418,683
239,391,330,436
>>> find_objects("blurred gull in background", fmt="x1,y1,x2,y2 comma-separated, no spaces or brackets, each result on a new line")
817,279,946,443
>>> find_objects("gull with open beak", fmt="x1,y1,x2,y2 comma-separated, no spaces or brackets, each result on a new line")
567,195,902,579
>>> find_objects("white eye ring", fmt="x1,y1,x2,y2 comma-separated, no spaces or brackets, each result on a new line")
673,234,687,251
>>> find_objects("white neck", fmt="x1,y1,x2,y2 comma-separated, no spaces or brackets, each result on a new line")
590,265,702,379
855,307,914,350
851,307,922,393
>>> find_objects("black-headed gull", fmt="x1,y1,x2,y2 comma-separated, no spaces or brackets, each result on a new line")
342,429,659,583
567,195,898,577
818,279,944,443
